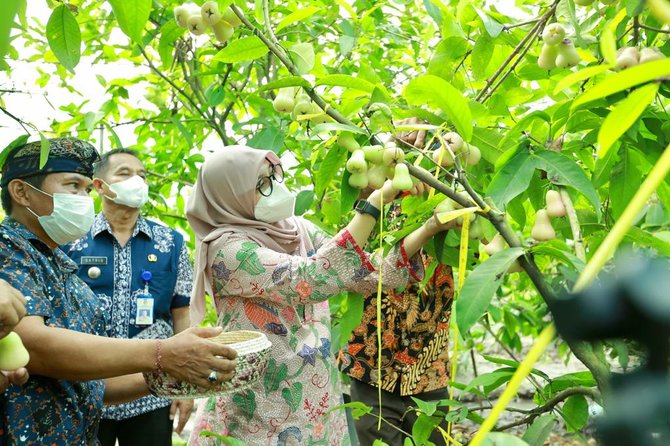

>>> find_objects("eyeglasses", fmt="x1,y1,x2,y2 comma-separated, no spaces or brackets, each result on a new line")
256,157,285,197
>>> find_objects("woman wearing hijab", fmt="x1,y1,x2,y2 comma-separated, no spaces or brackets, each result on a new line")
186,146,457,446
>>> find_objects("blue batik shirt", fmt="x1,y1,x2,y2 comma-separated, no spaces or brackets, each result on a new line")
65,213,193,420
0,217,106,446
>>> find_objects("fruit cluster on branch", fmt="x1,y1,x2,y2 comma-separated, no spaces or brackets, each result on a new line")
272,87,333,124
174,1,242,43
538,23,581,70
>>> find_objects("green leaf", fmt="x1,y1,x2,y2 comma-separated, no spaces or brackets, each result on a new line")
46,4,81,73
470,35,494,80
409,397,438,416
481,433,530,446
158,21,184,67
84,111,104,133
205,84,226,107
168,116,194,148
315,144,346,198
600,9,627,66
0,134,29,170
247,127,284,153
340,169,358,215
311,123,367,134
597,83,659,158
288,42,315,75
335,292,363,348
609,149,641,220
259,76,312,92
481,355,550,381
573,58,670,108
199,431,248,445
532,150,601,218
294,190,315,216
553,64,613,94
315,74,375,93
600,30,616,67
455,247,524,333
626,0,645,15
104,123,123,149
412,414,441,445
281,382,303,412
530,243,585,271
404,74,473,141
276,6,321,32
107,0,152,45
624,226,670,257
465,368,515,393
562,395,589,432
38,132,50,169
522,414,557,446
328,401,372,420
543,371,596,396
213,36,269,63
0,0,21,61
487,150,536,209
498,111,550,150
472,127,505,164
473,7,503,38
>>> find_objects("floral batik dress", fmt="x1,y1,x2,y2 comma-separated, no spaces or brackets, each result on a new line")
189,219,423,446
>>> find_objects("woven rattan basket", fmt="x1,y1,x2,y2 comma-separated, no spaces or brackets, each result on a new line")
144,330,272,399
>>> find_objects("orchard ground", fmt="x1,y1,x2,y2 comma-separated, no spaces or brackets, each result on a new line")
172,331,600,446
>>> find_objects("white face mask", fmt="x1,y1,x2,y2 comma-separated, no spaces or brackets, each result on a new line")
104,176,149,208
254,182,296,223
25,184,95,245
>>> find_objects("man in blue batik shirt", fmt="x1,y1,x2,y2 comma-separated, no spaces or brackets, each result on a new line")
65,148,195,446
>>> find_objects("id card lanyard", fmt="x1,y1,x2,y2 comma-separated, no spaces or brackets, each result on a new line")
135,270,154,326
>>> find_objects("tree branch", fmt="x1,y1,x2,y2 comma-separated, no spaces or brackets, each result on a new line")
138,41,228,145
560,188,586,262
494,387,601,431
503,19,541,31
138,45,212,129
230,5,354,126
261,0,285,52
639,24,670,34
634,16,640,44
0,105,33,134
147,170,194,187
405,163,558,306
475,0,560,102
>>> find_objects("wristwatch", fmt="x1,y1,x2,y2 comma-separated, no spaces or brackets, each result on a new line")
354,200,381,220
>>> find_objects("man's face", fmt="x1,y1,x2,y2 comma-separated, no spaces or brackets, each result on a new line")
95,153,147,198
22,172,93,217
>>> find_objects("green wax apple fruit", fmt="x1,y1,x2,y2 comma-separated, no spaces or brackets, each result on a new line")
0,332,29,371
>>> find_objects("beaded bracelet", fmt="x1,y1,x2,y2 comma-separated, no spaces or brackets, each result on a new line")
155,339,163,374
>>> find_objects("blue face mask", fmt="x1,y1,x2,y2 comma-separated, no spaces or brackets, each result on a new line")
254,182,296,223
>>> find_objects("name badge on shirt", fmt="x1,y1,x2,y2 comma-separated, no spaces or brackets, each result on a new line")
135,296,154,326
80,256,108,265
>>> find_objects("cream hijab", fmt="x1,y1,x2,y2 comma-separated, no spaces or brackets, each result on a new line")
186,145,305,322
